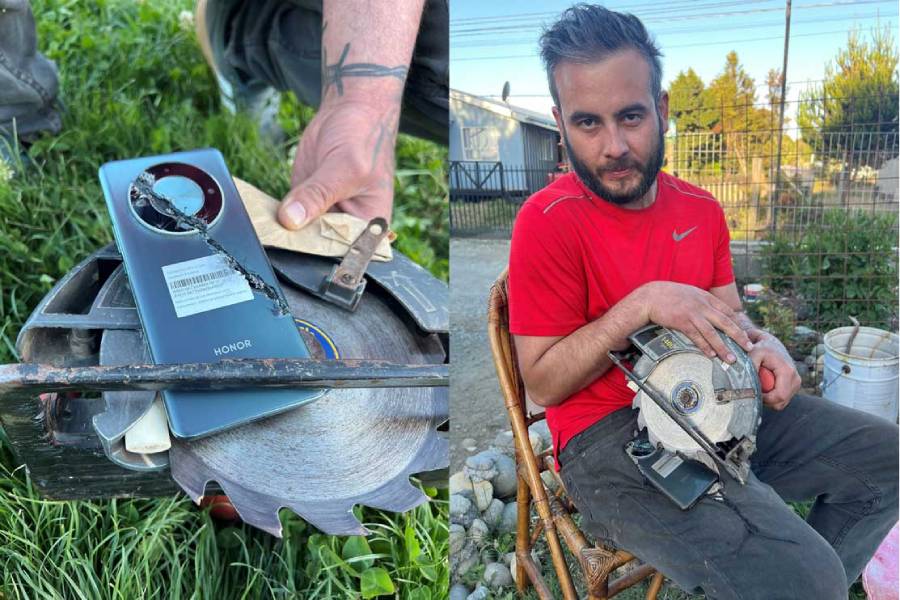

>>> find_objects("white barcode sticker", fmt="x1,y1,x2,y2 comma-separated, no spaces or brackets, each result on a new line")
161,254,253,318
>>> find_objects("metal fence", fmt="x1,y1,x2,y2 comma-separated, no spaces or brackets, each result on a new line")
667,93,898,242
449,161,555,237
450,92,899,390
451,94,898,238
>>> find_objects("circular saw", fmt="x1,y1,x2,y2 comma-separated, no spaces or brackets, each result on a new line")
609,325,763,484
4,241,448,537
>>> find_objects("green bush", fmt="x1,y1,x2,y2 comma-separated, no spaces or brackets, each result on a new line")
761,209,898,330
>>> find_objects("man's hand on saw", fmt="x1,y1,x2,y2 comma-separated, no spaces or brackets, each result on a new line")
278,100,399,230
747,331,800,410
640,281,753,364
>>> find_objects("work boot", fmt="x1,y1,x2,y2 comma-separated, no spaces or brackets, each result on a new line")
194,0,284,144
0,0,62,173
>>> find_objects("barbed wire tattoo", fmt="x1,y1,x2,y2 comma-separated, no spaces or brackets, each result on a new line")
323,42,408,97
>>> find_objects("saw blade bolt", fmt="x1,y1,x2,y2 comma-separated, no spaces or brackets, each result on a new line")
671,381,702,414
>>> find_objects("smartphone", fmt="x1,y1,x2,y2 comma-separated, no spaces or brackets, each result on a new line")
99,148,324,439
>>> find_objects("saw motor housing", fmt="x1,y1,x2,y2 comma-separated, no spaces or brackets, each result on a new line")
620,325,763,487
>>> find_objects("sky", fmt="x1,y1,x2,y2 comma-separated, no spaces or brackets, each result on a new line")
450,0,899,124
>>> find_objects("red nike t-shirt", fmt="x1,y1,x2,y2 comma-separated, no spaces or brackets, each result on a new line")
508,171,735,465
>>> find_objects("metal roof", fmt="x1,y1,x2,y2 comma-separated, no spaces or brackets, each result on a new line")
450,89,558,132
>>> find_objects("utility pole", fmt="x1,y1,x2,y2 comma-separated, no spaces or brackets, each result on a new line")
772,0,791,232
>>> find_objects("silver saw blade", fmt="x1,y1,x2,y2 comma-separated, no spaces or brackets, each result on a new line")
167,278,448,537
632,337,761,461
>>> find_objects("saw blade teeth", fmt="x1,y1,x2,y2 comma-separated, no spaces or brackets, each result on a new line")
168,445,211,502
216,480,287,537
164,271,449,539
286,501,369,537
363,479,428,513
432,388,449,423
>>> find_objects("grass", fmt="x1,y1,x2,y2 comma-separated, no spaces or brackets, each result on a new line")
0,435,448,598
0,0,448,596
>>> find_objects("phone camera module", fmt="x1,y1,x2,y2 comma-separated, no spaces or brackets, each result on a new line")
129,162,223,234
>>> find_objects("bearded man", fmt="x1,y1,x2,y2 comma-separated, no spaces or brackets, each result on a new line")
507,5,898,599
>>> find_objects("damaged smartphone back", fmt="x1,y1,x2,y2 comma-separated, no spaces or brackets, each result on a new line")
99,148,324,439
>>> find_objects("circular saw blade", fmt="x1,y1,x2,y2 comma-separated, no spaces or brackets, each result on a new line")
633,349,760,458
168,280,448,537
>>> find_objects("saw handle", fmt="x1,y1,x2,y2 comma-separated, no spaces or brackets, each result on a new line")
759,367,775,393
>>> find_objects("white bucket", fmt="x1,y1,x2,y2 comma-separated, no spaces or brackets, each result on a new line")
822,326,899,422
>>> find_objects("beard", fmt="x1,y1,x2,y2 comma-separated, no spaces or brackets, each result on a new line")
565,124,665,206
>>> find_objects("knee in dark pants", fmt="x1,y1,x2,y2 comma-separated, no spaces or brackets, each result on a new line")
790,545,847,600
873,420,899,496
857,417,899,518
737,540,847,600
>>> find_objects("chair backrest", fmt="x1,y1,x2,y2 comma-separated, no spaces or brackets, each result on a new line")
487,268,528,420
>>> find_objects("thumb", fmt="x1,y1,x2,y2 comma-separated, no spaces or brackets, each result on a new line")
278,170,350,230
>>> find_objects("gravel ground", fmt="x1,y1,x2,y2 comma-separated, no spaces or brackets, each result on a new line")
450,238,511,473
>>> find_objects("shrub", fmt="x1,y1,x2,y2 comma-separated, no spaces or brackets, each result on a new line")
761,209,898,331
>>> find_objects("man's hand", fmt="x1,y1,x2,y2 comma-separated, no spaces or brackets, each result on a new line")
641,281,753,363
277,100,399,229
748,330,800,410
275,0,424,230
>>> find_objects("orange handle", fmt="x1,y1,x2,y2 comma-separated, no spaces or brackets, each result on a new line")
759,367,775,393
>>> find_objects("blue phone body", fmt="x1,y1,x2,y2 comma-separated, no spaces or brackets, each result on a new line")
99,148,324,439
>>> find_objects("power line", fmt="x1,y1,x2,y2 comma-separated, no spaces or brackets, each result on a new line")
452,0,767,25
449,0,777,25
450,24,894,60
450,0,894,36
451,0,891,34
451,12,895,48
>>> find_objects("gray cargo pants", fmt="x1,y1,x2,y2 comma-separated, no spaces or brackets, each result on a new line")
205,0,448,144
0,0,61,144
559,394,898,599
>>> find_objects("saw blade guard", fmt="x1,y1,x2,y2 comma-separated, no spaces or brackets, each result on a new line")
626,325,762,477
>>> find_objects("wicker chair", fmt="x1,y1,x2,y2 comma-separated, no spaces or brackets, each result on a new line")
487,268,665,600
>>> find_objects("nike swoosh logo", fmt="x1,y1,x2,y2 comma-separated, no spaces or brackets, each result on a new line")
673,226,698,242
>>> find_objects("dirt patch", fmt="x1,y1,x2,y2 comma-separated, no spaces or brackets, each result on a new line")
450,238,511,472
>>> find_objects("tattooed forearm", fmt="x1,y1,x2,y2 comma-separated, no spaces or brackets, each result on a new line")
369,105,400,171
323,43,409,97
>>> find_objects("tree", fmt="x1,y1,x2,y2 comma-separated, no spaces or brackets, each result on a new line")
766,68,787,118
667,69,717,175
706,51,773,177
668,68,715,133
797,26,899,175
